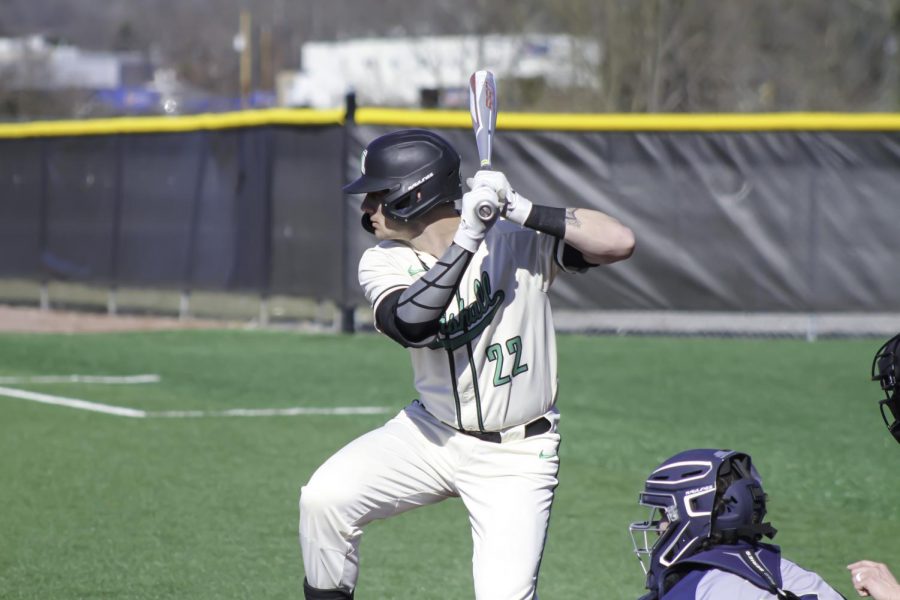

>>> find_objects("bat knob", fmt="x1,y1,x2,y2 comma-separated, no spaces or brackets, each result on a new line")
476,201,496,221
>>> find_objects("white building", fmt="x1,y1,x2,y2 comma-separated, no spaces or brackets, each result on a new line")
0,36,149,91
279,34,601,109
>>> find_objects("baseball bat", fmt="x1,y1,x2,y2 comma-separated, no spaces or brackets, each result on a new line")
468,70,498,220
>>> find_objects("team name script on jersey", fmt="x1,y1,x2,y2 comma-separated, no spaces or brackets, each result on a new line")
428,271,504,351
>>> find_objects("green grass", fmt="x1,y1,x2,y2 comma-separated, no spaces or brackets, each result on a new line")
0,331,894,599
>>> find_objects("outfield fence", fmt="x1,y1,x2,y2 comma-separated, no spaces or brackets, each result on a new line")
1,103,899,333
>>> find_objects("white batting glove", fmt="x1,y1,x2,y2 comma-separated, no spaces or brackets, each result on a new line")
453,187,501,253
466,169,533,226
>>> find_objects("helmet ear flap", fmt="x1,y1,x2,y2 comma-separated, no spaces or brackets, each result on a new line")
383,190,430,222
714,480,763,526
710,454,774,543
361,213,375,234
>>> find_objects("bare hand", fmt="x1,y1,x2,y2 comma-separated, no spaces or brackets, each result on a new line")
848,561,900,599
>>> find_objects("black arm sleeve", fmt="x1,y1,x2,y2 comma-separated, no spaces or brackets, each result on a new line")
375,289,422,347
374,243,473,347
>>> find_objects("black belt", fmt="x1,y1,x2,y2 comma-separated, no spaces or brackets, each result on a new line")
457,416,552,444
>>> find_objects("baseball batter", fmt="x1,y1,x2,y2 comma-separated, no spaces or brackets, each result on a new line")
299,129,635,600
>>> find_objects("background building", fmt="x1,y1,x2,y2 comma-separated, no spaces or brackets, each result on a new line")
278,34,600,108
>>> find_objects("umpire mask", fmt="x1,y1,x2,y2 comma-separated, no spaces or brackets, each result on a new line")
872,332,900,443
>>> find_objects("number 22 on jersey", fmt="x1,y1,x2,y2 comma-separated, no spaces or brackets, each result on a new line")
485,335,529,387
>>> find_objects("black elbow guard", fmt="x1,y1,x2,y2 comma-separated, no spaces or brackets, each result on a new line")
375,289,440,347
561,242,599,270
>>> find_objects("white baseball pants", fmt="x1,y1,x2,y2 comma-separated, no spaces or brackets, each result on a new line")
299,400,561,600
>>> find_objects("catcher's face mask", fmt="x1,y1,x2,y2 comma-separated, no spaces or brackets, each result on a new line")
872,333,900,444
629,503,677,575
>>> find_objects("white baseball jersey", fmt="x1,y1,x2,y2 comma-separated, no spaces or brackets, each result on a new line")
302,220,571,598
359,220,572,432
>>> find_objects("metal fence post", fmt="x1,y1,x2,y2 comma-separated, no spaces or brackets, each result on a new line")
338,92,358,333
259,126,274,326
806,165,820,342
108,135,125,316
38,139,50,311
180,133,209,321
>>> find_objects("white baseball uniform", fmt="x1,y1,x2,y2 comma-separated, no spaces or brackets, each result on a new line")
300,220,578,599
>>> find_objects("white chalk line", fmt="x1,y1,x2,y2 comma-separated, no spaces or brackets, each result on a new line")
150,406,390,418
0,385,147,417
0,385,390,419
0,374,161,384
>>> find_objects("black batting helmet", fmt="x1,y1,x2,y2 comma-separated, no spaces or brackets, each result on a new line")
343,129,462,226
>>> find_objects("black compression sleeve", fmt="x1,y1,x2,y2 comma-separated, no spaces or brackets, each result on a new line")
561,241,598,270
375,289,436,347
523,205,567,239
375,243,473,346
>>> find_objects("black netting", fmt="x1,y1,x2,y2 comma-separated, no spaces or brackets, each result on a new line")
270,126,344,299
0,139,44,277
2,122,898,312
349,126,900,312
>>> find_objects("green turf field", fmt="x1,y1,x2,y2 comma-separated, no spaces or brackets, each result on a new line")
0,330,895,599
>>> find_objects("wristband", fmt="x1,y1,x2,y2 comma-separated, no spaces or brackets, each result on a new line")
523,205,567,239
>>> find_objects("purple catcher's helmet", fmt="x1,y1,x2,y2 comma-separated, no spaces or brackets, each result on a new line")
872,332,900,444
629,449,776,593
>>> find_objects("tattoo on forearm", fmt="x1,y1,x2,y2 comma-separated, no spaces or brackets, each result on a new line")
565,208,582,229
